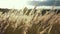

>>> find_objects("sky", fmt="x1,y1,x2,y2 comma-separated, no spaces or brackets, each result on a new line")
0,0,46,9
0,0,60,9
0,0,30,9
29,0,60,6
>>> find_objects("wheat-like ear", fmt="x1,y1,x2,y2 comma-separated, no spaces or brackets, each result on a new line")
0,7,60,34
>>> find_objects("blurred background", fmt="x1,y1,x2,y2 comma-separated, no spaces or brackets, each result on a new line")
0,0,60,12
0,0,60,9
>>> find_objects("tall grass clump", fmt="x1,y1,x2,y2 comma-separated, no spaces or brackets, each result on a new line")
0,7,60,34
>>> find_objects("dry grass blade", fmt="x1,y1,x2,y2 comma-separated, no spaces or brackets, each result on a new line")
0,7,60,34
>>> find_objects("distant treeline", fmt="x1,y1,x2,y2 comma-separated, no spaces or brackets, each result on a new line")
0,8,60,14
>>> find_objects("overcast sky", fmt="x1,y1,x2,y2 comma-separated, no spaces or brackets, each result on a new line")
0,0,47,9
0,0,60,9
0,0,30,9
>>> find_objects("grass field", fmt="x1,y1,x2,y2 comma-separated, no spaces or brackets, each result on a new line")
0,7,60,34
